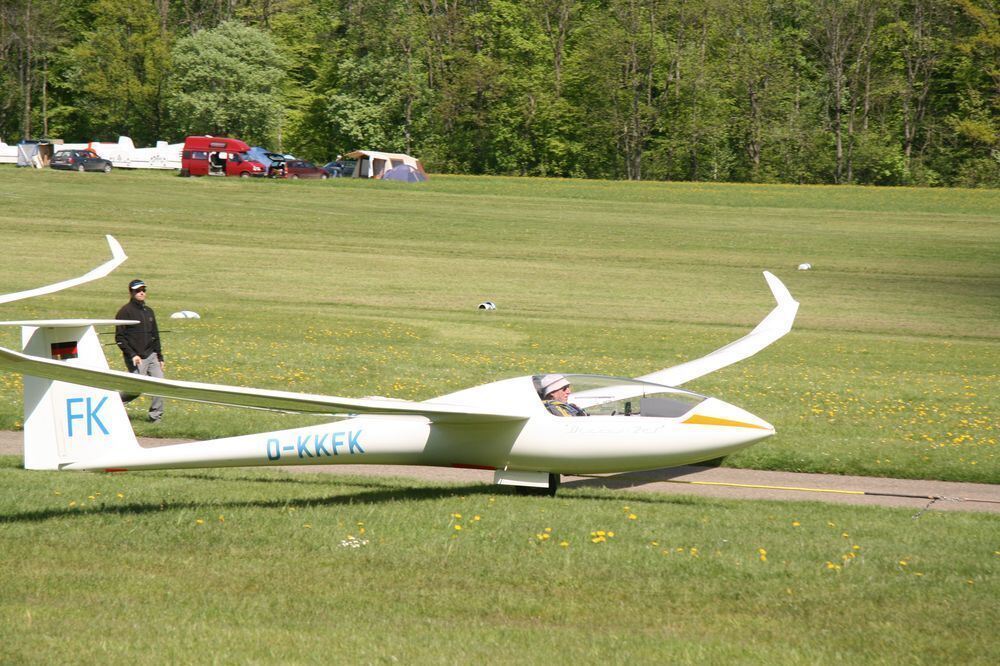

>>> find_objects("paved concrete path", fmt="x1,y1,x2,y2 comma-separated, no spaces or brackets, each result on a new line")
2,431,997,514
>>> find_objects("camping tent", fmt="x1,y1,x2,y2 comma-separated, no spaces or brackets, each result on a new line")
345,150,426,179
383,164,427,182
16,142,52,168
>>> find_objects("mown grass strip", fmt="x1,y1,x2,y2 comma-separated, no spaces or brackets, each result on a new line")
0,167,997,483
1,457,997,663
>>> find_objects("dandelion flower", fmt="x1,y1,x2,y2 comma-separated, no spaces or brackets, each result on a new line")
195,519,204,525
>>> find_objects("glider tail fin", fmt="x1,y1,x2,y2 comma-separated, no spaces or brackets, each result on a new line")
17,322,140,470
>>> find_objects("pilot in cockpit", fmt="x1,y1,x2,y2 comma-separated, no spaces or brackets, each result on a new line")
538,374,588,417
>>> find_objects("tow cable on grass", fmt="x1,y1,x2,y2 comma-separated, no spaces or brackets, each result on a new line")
663,480,1000,519
572,475,1000,518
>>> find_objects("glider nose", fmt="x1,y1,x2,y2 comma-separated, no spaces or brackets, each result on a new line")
682,397,775,435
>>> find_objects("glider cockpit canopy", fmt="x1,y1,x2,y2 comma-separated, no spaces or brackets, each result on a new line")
534,374,706,417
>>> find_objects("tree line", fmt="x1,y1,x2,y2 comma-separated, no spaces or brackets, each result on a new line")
2,0,997,186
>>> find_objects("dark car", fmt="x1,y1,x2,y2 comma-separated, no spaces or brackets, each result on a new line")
322,159,356,177
50,149,113,173
285,159,328,179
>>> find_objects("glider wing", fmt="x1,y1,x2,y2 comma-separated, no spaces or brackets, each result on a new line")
572,271,798,408
0,346,527,424
0,235,127,305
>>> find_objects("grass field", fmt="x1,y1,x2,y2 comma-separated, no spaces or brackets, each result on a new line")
1,459,998,664
0,167,997,663
0,167,996,482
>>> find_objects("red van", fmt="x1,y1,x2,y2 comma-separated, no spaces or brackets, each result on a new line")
180,136,266,177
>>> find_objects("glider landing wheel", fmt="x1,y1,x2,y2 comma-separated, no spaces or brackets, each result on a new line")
514,473,560,497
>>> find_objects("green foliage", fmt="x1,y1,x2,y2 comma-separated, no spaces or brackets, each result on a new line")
166,20,286,145
2,0,1000,178
58,0,170,143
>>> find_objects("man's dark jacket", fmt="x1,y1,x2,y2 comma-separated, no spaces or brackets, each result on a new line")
115,299,163,371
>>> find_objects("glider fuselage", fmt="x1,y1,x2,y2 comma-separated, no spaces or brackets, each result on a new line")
57,393,773,475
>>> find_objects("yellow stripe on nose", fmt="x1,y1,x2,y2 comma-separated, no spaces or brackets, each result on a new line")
682,414,771,430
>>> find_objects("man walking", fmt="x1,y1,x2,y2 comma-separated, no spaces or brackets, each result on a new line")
115,278,165,421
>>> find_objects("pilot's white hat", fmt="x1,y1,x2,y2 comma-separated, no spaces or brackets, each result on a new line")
539,374,570,397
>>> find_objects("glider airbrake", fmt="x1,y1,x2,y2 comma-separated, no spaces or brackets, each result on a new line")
0,236,799,495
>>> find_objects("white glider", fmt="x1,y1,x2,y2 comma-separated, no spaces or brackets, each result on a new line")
0,235,126,304
0,239,798,495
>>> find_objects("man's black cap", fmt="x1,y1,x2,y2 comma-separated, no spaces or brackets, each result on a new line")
129,279,147,292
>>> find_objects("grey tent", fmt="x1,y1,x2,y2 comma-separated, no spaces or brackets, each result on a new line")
16,143,41,168
383,164,427,182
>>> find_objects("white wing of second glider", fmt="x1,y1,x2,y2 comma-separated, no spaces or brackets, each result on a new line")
572,271,799,408
0,235,127,305
0,345,526,424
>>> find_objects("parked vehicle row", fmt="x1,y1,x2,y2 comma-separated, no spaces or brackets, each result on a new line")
43,136,357,180
179,136,350,181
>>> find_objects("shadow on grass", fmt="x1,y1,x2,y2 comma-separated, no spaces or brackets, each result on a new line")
0,482,503,525
0,471,728,524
